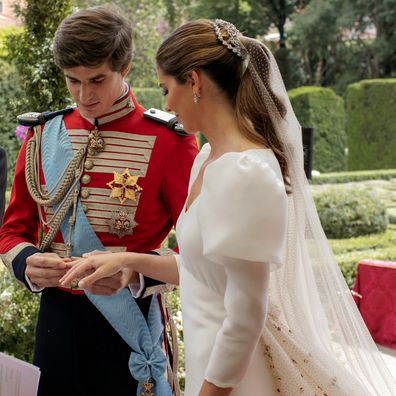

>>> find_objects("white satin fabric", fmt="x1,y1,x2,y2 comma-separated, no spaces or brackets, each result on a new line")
176,144,284,395
176,143,383,395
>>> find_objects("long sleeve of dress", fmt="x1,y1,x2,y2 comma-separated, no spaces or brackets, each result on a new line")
198,151,288,388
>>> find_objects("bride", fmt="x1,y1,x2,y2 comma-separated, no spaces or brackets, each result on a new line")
61,19,396,395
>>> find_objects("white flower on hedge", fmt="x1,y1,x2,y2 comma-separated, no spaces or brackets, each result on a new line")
0,289,12,301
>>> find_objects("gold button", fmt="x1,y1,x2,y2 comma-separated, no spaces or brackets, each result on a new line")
84,160,94,170
81,174,91,184
81,189,90,199
82,204,89,213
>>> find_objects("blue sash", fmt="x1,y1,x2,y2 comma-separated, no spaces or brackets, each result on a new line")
41,115,172,395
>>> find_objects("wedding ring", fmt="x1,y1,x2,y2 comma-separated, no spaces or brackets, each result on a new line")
70,278,80,289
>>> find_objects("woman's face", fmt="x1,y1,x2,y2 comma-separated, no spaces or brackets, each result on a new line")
156,65,200,134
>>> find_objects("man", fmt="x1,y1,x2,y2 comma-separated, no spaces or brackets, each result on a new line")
0,146,6,226
0,6,197,396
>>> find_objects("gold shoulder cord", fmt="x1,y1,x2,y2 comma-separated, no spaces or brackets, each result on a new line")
25,125,86,256
166,301,181,396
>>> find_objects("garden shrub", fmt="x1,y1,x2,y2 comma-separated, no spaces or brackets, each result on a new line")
288,86,346,172
0,266,39,361
347,79,396,171
329,229,396,288
314,186,388,238
311,169,396,185
133,87,164,110
0,61,23,186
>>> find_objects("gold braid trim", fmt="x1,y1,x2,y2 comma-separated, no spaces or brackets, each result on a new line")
143,283,176,298
166,301,181,396
25,125,86,254
0,242,36,282
142,248,178,297
25,126,86,207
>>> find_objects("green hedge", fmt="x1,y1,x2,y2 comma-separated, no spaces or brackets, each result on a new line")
0,61,23,186
347,79,396,171
0,267,39,361
314,186,388,238
311,169,396,184
288,86,347,172
133,87,164,110
329,227,396,288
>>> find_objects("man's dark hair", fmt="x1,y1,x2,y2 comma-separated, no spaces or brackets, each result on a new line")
53,5,133,71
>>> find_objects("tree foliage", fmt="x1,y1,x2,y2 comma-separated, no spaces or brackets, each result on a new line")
188,0,270,37
0,61,24,184
7,0,74,112
163,0,192,30
76,0,166,88
340,0,396,78
289,0,396,93
0,27,24,181
264,1,310,46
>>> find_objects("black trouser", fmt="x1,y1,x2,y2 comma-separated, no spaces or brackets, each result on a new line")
33,288,152,396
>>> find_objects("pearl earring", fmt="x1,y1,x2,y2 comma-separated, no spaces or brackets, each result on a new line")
193,92,201,104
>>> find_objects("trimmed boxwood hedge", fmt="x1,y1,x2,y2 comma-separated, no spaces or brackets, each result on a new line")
347,79,396,171
329,227,396,288
133,87,164,110
313,186,388,238
288,86,347,173
311,169,396,184
0,267,39,361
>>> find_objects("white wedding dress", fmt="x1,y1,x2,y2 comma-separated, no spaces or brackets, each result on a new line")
176,144,371,396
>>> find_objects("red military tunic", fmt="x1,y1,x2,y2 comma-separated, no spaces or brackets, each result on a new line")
0,88,198,287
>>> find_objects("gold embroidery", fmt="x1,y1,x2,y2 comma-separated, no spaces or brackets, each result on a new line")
143,283,176,298
140,380,154,396
87,128,105,156
106,168,143,204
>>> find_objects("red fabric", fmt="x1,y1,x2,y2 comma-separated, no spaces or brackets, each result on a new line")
353,259,396,349
0,91,198,258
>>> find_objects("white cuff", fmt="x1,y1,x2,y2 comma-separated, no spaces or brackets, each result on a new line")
25,274,43,293
129,273,145,298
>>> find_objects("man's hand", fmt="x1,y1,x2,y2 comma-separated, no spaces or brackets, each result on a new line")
25,252,71,289
81,267,137,296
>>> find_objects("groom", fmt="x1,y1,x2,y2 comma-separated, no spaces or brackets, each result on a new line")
0,6,197,396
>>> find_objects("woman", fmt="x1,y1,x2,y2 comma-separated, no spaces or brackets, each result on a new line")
61,19,396,395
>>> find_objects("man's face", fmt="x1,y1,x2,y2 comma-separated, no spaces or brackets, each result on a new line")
64,62,129,119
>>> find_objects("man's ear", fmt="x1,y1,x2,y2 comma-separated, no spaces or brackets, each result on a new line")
121,62,132,78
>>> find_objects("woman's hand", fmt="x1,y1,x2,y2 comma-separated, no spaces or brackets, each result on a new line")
59,251,138,295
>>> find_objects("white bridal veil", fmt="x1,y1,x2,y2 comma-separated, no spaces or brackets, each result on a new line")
225,20,396,395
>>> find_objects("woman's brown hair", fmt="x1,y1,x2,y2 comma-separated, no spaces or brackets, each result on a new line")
156,19,290,190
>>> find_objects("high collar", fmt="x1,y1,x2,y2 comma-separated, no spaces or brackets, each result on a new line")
80,84,135,126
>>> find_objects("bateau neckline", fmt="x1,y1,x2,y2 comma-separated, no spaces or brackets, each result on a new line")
200,143,272,164
184,145,273,214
